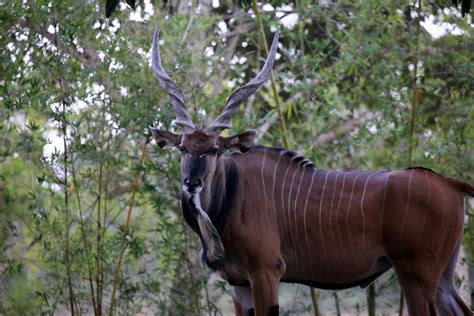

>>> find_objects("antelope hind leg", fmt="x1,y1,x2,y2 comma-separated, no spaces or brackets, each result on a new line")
394,261,439,316
436,240,472,316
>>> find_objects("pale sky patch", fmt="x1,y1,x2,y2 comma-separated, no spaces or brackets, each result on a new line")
217,21,228,34
421,14,465,39
276,5,298,30
262,4,274,12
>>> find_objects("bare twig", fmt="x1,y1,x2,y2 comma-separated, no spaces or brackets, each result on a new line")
407,0,422,166
251,0,289,148
212,3,244,97
258,108,375,146
61,98,76,316
223,23,255,38
180,3,200,46
108,137,149,316
69,145,98,314
51,16,77,314
95,161,104,315
333,291,341,316
315,110,374,144
310,288,321,316
402,0,422,312
20,20,101,67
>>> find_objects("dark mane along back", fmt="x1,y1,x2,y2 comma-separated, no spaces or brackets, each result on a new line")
406,166,440,175
253,145,315,169
406,166,474,197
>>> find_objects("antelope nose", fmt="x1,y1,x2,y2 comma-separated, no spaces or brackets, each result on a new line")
184,179,201,190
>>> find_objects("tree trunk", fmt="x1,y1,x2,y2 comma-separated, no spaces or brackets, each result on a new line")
456,244,471,307
399,290,404,316
367,283,376,316
310,288,321,316
333,291,341,316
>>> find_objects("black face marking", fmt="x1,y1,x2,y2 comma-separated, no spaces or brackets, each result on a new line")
180,158,239,270
182,154,209,186
247,308,255,316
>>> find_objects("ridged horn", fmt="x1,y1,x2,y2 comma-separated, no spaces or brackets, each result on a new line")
204,31,280,135
152,26,195,133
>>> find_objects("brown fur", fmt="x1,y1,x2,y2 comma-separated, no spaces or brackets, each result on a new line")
215,147,472,315
152,127,473,315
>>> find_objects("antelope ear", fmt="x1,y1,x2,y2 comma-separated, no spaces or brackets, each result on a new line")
149,127,180,149
222,129,256,153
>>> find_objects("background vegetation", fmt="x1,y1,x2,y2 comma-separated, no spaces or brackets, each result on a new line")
1,0,473,315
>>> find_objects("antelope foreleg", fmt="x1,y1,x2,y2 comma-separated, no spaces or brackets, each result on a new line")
250,270,280,316
232,286,254,316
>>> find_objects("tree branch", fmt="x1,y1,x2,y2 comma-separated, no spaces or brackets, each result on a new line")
258,108,375,146
315,110,374,144
20,20,101,67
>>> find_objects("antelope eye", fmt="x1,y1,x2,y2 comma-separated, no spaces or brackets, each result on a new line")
179,147,186,153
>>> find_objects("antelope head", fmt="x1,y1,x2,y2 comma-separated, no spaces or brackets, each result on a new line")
150,26,279,200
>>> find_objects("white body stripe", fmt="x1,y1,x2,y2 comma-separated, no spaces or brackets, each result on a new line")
318,171,329,271
303,170,317,267
335,173,347,259
294,163,306,211
328,173,341,251
288,164,301,238
400,169,414,240
360,173,376,251
280,161,292,235
346,173,363,264
260,149,269,226
272,153,283,232
419,170,431,238
293,163,307,270
380,173,389,235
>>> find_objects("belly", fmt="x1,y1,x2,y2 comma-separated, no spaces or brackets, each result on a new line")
281,246,392,287
281,260,392,290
